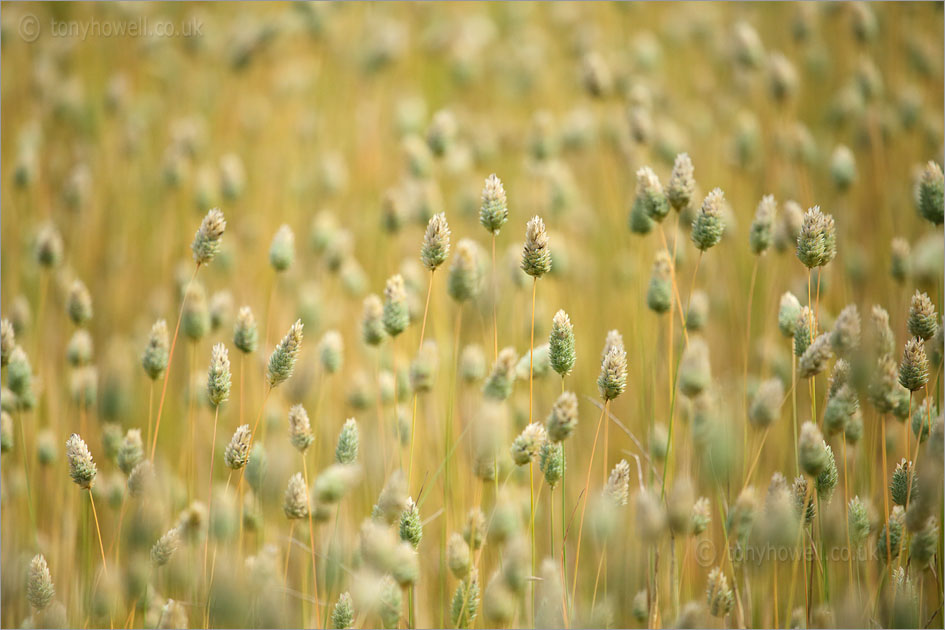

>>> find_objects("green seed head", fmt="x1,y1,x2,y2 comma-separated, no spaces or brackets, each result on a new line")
67,329,94,367
335,418,359,464
871,305,896,358
67,279,93,326
890,459,917,506
7,346,32,400
823,384,858,438
830,304,861,357
382,274,410,337
463,508,486,550
605,459,631,506
269,224,295,272
799,333,833,379
539,440,565,488
876,506,905,563
224,424,252,470
35,222,63,268
283,472,309,520
646,250,673,314
447,239,481,303
0,318,14,367
150,527,180,567
127,460,154,498
830,144,856,191
816,443,838,503
899,337,929,392
181,282,210,341
233,306,258,354
798,421,827,477
748,378,784,428
331,592,354,630
288,404,314,453
691,497,712,535
410,340,438,393
910,517,938,566
521,216,552,277
191,208,226,265
421,212,451,271
628,195,655,235
483,347,517,401
691,188,725,251
549,310,576,378
511,422,546,466
66,433,97,489
636,166,670,222
679,337,711,397
426,109,457,157
399,496,423,548
319,330,344,374
667,153,695,213
117,429,143,476
870,355,906,414
749,195,776,255
793,306,816,357
141,319,169,380
706,567,734,618
480,174,509,235
778,292,802,338
451,572,480,629
796,206,836,269
848,496,870,545
447,532,471,578
546,390,579,443
912,398,937,442
686,290,709,331
774,199,804,253
916,160,944,225
792,476,816,524
908,291,938,341
206,343,231,407
266,319,304,387
361,294,386,346
460,344,486,383
27,554,55,611
382,187,407,234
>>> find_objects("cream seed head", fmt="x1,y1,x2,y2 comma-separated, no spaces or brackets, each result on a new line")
890,237,911,283
830,304,861,357
691,188,725,251
480,174,509,235
749,195,776,255
667,153,695,212
899,337,929,392
679,338,711,397
206,343,231,407
549,310,576,377
646,250,673,314
319,330,344,374
778,292,802,338
521,216,551,277
908,291,938,341
66,329,93,367
181,282,210,341
605,459,631,506
706,567,734,618
483,347,517,401
67,278,93,325
66,433,97,489
420,212,451,271
546,390,578,442
151,527,181,566
141,319,169,380
410,340,438,393
269,224,295,272
636,166,670,222
798,421,827,477
598,341,627,401
224,424,252,470
382,274,410,337
233,306,258,354
192,207,226,265
0,318,14,367
539,441,565,488
283,472,310,519
799,333,833,379
447,533,471,578
117,429,143,476
447,239,481,303
796,206,836,269
871,305,896,359
27,554,54,612
288,404,314,453
35,222,63,268
361,294,386,346
511,423,546,466
267,319,303,387
748,378,784,428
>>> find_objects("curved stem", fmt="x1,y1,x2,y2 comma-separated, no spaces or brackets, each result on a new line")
408,270,435,489
570,401,608,610
88,490,108,577
204,405,220,583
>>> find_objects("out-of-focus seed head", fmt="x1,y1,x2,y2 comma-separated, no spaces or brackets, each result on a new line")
912,399,937,443
549,310,576,378
749,195,777,255
224,424,252,470
796,206,836,269
539,440,565,488
319,330,344,374
421,212,451,271
206,343,231,407
775,200,804,253
629,195,655,235
151,527,180,566
451,572,480,630
267,319,303,387
35,222,63,268
447,532,471,578
636,166,670,223
463,508,486,551
749,378,784,428
691,497,712,535
127,460,155,497
426,109,457,157
233,306,258,354
66,329,94,367
830,145,856,191
67,279,93,325
511,423,546,466
335,418,359,464
793,476,815,524
848,496,870,546
483,347,517,401
916,160,944,225
679,337,711,397
581,51,613,97
288,404,314,453
0,411,11,453
830,304,861,357
361,294,386,347
706,567,734,617
899,337,929,392
546,390,578,443
447,239,482,303
910,517,938,566
667,153,695,213
269,224,295,272
793,306,816,357
314,463,362,505
181,282,210,341
117,429,143,476
27,554,55,611
376,470,408,524
66,433,97,489
191,208,226,265
521,216,552,277
823,383,858,437
691,188,725,251
480,174,509,235
869,355,907,414
778,292,802,338
798,421,827,477
733,20,764,69
646,250,673,314
382,274,410,337
890,237,911,284
141,319,170,380
686,290,709,331
0,318,13,368
460,344,486,383
871,305,896,359
768,52,798,103
410,340,438,393
158,599,188,629
283,472,310,520
799,333,833,378
908,291,938,341
876,506,905,564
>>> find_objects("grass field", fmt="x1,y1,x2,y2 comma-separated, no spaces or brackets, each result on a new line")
1,2,944,628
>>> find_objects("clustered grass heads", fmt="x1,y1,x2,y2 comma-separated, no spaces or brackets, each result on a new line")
288,404,314,453
283,472,310,519
382,274,409,337
420,212,451,271
778,292,802,338
549,310,576,378
667,152,695,213
521,216,552,277
150,527,180,566
916,160,944,225
679,337,711,397
480,174,509,234
691,188,726,251
335,418,359,464
117,429,144,475
636,166,670,222
191,207,226,265
796,206,836,269
898,338,929,392
224,425,252,470
233,306,258,354
749,195,776,255
798,332,833,378
830,304,861,357
207,343,231,407
483,347,517,400
361,294,386,346
598,332,628,401
266,319,303,388
447,238,482,303
706,567,734,618
269,224,295,272
646,249,673,314
27,554,54,612
907,291,938,341
748,378,784,428
67,278,93,325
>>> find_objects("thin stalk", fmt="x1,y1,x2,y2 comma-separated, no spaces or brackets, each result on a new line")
146,381,154,460
842,434,854,596
204,405,220,583
88,490,108,577
792,353,798,475
880,415,891,569
151,263,199,461
570,401,608,610
302,456,322,629
408,270,435,489
743,257,760,476
492,233,498,361
283,520,297,589
529,460,536,625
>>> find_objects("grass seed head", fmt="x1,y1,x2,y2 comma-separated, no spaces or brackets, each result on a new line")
848,496,870,545
749,195,777,255
511,423,546,466
480,174,509,235
483,347,517,401
421,212,451,271
815,443,838,502
382,274,410,337
35,222,63,268
598,341,628,401
283,472,310,520
66,433,97,489
361,294,386,346
778,292,802,338
233,306,258,354
796,206,836,269
908,291,938,341
0,411,11,453
447,238,482,303
549,310,576,378
775,200,804,253
224,424,252,470
679,338,711,397
451,572,480,629
335,418,359,464
606,460,631,506
399,496,423,548
269,224,295,272
798,421,827,477
706,567,734,617
318,330,344,374
117,429,144,476
646,250,673,314
267,319,303,387
691,497,712,535
150,527,180,566
899,337,929,391
0,318,14,367
288,404,314,453
799,332,833,378
207,343,231,407
793,476,816,524
67,329,94,367
546,390,578,442
793,306,816,357
67,278,93,325
127,460,155,497
691,188,725,251
830,304,861,357
871,304,896,358
538,440,565,487
890,237,911,283
910,517,938,565
667,153,695,213
447,532,471,578
890,459,917,506
636,166,670,222
27,554,55,612
823,384,858,437
876,506,905,563
521,216,552,277
917,160,944,225
748,378,784,428
191,207,226,265
410,340,438,392
181,282,210,341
